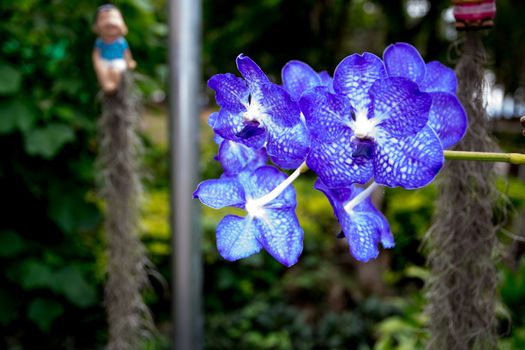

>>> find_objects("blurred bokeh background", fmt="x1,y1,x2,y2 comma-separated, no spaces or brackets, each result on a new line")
1,0,525,349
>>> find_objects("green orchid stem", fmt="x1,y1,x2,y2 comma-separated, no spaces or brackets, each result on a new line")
444,150,525,165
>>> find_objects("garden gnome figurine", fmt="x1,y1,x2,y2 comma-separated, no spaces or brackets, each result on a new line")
92,4,136,93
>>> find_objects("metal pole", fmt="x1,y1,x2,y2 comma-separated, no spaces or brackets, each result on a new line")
168,0,202,349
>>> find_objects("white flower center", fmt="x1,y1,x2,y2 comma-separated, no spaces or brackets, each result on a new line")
243,101,264,122
245,199,266,218
353,109,376,139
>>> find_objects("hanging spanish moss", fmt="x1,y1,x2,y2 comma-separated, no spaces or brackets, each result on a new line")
97,73,154,350
423,32,500,350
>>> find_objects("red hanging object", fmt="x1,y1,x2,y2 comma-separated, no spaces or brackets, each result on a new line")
453,0,496,30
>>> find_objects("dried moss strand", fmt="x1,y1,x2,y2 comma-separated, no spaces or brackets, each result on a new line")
97,73,155,350
423,32,499,350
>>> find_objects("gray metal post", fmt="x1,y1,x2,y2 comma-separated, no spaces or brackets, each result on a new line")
168,0,202,349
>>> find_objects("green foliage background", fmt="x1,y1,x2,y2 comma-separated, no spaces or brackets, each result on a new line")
1,0,525,349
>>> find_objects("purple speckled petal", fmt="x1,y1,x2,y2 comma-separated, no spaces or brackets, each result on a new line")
266,121,309,169
307,134,374,187
369,77,431,138
216,215,262,261
208,112,224,144
318,71,334,92
428,92,467,149
257,83,301,128
218,140,267,176
253,208,303,267
383,43,426,84
213,108,267,149
236,54,271,86
314,180,394,261
282,60,323,101
333,53,387,111
373,126,444,189
193,178,246,209
299,87,353,142
208,112,218,128
242,166,297,209
340,210,385,262
208,73,249,113
420,61,457,94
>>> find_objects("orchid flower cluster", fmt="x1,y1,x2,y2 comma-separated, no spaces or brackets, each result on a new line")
194,43,467,267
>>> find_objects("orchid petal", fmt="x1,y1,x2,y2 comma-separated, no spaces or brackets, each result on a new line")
257,83,301,128
266,121,309,169
299,87,352,142
193,178,246,209
236,54,271,86
307,134,374,187
314,180,394,261
340,211,385,262
428,92,467,149
216,215,262,261
333,52,386,111
243,166,296,209
383,42,426,84
218,140,266,177
369,77,431,138
213,108,267,149
420,61,457,94
253,208,303,267
282,60,323,101
318,71,334,91
208,73,249,113
374,126,444,189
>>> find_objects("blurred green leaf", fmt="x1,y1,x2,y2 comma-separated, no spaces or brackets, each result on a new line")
0,98,36,134
17,260,55,290
27,298,64,332
0,230,25,257
0,62,22,94
48,191,101,234
54,266,96,308
0,290,19,325
24,123,75,158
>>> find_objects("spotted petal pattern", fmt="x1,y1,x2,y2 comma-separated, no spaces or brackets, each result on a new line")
208,73,249,113
194,166,303,266
253,208,303,267
374,126,444,189
314,180,394,262
428,92,467,149
266,121,310,169
282,60,322,101
383,42,426,84
216,215,262,261
333,52,387,111
236,54,271,87
382,43,465,148
420,61,457,94
209,55,309,167
218,140,268,177
193,178,246,209
369,77,432,138
213,108,267,149
300,88,373,186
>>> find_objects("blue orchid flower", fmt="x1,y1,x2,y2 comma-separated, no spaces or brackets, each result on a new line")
314,180,394,262
216,139,268,178
383,43,467,149
208,54,310,169
194,165,304,267
281,60,333,101
299,52,444,189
